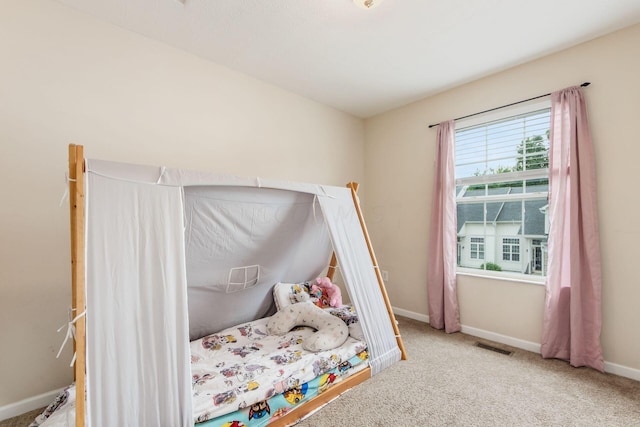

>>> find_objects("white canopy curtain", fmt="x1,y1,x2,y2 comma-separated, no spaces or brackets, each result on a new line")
427,120,461,333
317,189,402,374
86,169,193,426
541,86,604,371
82,159,402,426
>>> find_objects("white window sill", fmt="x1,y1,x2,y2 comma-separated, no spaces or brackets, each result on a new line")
456,267,546,286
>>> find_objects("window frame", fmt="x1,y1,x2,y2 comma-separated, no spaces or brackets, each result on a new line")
454,99,550,285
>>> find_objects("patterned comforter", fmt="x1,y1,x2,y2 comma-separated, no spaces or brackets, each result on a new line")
191,307,367,423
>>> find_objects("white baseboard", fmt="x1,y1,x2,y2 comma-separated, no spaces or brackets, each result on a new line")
463,326,640,381
460,325,542,354
604,361,640,382
392,306,430,323
0,388,60,422
391,307,541,354
392,307,640,382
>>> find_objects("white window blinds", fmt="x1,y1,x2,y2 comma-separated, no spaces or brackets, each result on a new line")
455,108,551,189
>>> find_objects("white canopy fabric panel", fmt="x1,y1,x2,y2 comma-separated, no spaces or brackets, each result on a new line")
183,186,332,339
184,186,331,289
317,188,402,375
85,166,193,427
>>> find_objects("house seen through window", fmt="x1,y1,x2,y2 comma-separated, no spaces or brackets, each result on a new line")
455,104,550,278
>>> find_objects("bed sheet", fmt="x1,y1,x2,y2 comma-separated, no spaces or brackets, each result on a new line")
197,351,368,426
191,310,367,423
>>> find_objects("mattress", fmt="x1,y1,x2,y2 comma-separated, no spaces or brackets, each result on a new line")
30,308,368,427
191,308,368,424
197,352,368,426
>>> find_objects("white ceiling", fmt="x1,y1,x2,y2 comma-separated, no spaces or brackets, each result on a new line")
56,0,640,118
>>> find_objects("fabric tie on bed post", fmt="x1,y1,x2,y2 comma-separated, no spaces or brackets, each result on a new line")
85,165,193,426
317,188,401,375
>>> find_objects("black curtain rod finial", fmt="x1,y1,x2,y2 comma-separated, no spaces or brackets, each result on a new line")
428,81,592,129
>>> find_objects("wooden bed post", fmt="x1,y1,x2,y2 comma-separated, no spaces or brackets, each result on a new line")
68,144,86,427
326,253,338,282
347,182,407,360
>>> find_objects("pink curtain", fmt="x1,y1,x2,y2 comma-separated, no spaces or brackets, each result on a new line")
541,86,604,371
427,120,461,333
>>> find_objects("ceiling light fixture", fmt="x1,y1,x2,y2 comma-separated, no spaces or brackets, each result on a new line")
353,0,383,10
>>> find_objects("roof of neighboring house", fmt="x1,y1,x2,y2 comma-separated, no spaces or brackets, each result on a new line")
456,184,548,236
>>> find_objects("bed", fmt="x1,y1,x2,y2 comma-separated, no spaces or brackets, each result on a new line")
33,300,369,427
59,145,405,426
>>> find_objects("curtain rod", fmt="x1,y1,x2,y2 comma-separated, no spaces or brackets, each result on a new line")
427,82,591,129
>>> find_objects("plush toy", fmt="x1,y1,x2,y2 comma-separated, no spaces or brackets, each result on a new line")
314,277,343,308
291,284,311,303
309,284,324,300
309,284,329,308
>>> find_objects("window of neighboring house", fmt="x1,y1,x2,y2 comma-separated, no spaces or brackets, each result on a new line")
455,101,550,279
502,238,520,261
470,237,484,259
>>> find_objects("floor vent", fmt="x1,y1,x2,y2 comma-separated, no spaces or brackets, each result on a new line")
475,342,514,356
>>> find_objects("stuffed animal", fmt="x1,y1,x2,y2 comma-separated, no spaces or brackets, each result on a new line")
291,285,311,303
309,284,329,308
314,277,343,308
309,284,324,300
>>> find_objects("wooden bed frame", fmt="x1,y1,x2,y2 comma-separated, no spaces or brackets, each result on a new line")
67,144,406,427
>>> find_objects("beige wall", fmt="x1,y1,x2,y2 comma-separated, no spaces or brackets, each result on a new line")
365,24,640,372
0,2,364,407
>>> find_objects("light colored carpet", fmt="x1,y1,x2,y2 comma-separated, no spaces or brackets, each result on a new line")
3,316,639,426
298,317,640,427
0,407,42,427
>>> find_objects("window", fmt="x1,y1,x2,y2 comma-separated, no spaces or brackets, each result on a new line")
455,103,549,277
470,237,485,259
502,238,520,261
227,265,260,293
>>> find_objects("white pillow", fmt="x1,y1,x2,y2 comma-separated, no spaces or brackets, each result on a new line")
266,302,349,352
